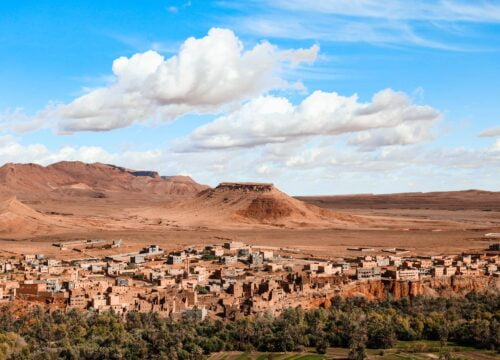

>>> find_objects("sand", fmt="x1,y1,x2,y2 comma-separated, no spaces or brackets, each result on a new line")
0,161,498,259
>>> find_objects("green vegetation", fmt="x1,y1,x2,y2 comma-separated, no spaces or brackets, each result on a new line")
0,293,498,359
201,254,218,261
196,285,210,295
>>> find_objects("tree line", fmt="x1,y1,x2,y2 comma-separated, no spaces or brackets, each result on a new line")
0,292,498,359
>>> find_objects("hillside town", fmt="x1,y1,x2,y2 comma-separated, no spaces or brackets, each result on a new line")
1,240,499,321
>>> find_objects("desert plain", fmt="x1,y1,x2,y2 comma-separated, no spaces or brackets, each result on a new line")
0,161,499,260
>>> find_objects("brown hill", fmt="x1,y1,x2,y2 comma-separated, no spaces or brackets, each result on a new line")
158,182,364,228
0,196,73,237
0,161,208,201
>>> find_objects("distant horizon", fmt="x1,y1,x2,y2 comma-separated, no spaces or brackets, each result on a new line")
1,159,497,197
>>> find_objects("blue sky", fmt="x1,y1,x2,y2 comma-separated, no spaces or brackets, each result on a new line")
0,0,499,195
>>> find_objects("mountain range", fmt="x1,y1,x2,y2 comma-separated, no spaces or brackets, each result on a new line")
0,161,497,239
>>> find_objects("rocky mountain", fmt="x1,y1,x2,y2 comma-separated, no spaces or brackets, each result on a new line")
0,161,209,201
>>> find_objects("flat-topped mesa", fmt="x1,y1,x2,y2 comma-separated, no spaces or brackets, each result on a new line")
216,182,274,193
129,171,160,178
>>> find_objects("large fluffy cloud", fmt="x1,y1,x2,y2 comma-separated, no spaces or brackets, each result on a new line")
180,88,440,151
56,28,318,133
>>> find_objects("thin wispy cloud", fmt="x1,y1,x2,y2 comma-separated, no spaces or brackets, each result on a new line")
167,6,178,14
270,0,500,22
218,0,500,50
166,1,192,15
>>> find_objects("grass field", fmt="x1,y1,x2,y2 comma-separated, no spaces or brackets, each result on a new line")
207,341,499,360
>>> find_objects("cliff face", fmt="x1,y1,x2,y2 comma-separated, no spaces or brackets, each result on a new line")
340,276,499,300
341,280,387,300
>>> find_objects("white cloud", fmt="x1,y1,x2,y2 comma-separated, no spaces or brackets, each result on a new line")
1,131,499,194
347,122,434,151
426,143,500,169
236,15,453,49
221,0,500,50
166,1,191,14
54,28,318,133
170,131,500,193
281,44,320,66
0,135,165,171
479,127,500,137
272,0,500,22
0,105,58,133
180,88,440,151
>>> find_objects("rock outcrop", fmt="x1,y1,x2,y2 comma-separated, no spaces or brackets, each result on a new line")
340,276,499,300
163,182,363,228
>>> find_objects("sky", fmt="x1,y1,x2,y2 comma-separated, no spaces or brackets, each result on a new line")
0,0,499,195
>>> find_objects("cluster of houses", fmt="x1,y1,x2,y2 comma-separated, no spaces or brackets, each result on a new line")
0,241,499,320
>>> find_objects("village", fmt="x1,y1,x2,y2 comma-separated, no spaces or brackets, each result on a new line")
0,240,499,321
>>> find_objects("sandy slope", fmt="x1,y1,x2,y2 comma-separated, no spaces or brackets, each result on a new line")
0,161,210,238
133,183,377,229
0,196,74,237
0,161,495,241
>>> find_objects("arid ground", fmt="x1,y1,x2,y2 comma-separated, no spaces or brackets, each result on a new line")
0,161,498,260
